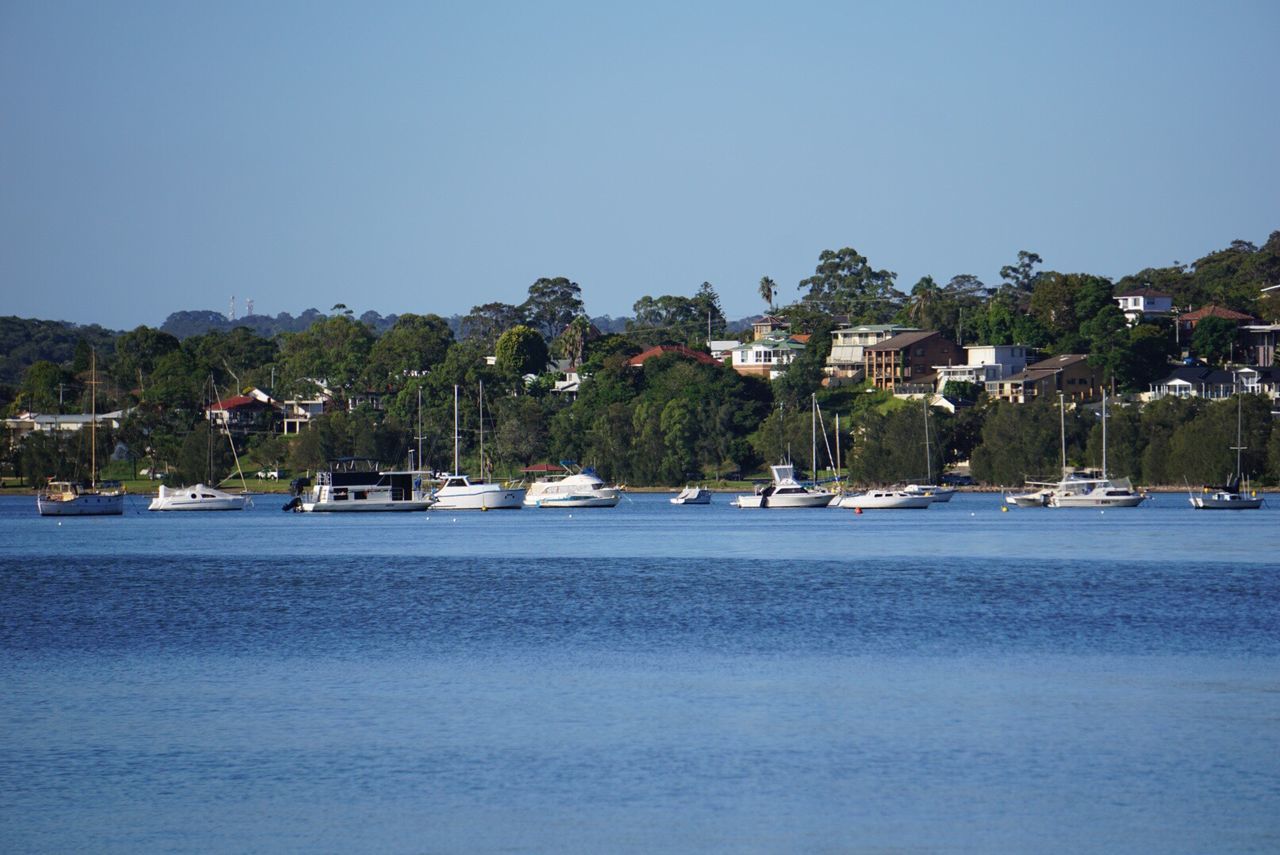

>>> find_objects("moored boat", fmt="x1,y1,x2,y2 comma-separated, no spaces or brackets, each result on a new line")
671,485,712,505
149,483,249,511
523,463,621,508
835,489,931,510
732,464,833,508
292,459,433,512
38,480,125,516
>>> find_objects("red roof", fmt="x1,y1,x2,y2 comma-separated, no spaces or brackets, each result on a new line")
1178,304,1257,322
522,463,566,473
209,395,257,410
625,345,719,367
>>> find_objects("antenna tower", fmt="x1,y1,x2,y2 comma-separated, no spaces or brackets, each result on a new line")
246,297,254,316
229,295,236,321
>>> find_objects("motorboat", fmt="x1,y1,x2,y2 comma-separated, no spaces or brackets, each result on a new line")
670,485,712,505
430,385,524,510
900,483,957,503
523,463,621,508
149,483,249,511
835,489,931,510
432,473,524,510
37,480,125,516
1048,475,1146,508
1004,484,1054,508
732,464,833,508
289,459,434,512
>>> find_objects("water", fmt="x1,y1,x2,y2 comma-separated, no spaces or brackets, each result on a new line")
2,492,1278,852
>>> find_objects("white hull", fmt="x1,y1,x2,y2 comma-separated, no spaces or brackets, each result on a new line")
836,491,931,510
1190,492,1263,510
432,483,525,510
37,493,124,516
1005,491,1050,508
302,498,433,512
1050,493,1146,508
671,487,712,505
762,492,834,508
524,470,620,508
148,484,248,511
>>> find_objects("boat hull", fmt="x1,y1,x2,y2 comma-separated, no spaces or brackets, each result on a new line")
432,484,525,510
301,499,433,512
763,492,834,508
671,488,711,505
836,493,931,510
148,485,248,511
1190,493,1263,510
528,494,620,508
37,494,124,516
1050,494,1146,508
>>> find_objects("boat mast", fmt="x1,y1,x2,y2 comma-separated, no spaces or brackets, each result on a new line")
1232,388,1246,482
479,380,485,481
811,393,817,483
452,384,460,475
90,348,96,489
416,386,423,471
1101,391,1108,480
922,396,932,483
1058,392,1066,475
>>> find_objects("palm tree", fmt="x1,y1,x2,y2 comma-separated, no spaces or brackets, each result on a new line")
758,276,777,313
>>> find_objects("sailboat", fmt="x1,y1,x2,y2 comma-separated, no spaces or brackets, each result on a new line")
1048,392,1147,508
1189,393,1263,510
149,377,252,511
431,383,525,510
900,397,956,502
37,349,125,516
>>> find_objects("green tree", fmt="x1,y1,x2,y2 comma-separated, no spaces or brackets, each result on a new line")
461,302,525,346
15,360,71,413
113,326,182,398
797,247,900,320
1190,316,1239,365
495,325,549,380
522,277,585,339
365,313,454,388
758,276,777,313
278,315,376,399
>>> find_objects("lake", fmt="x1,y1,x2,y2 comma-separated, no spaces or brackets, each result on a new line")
1,491,1277,852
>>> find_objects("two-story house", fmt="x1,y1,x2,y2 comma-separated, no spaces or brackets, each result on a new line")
863,331,959,393
933,344,1034,394
1115,288,1174,325
990,354,1101,403
826,324,919,381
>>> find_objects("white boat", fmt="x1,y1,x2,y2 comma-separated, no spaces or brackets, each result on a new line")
901,483,957,503
37,480,125,516
524,463,621,508
431,385,525,510
37,350,124,517
1189,393,1264,510
1004,483,1054,507
835,489,931,510
733,464,833,508
292,459,434,512
1048,393,1146,508
671,485,712,505
148,483,249,511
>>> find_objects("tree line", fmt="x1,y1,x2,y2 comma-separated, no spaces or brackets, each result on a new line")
3,233,1278,488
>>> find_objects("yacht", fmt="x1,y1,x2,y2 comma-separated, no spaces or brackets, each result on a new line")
671,485,712,505
523,463,621,508
835,489,931,510
289,459,434,512
37,350,124,517
1048,393,1146,508
431,385,525,510
733,464,833,508
149,483,249,511
1189,394,1264,510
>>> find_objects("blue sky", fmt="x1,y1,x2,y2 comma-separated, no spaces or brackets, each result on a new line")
2,1,1277,330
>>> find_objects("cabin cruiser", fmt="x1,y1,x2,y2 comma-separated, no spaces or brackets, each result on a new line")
671,485,712,505
432,473,524,510
523,463,621,508
37,480,125,516
1048,475,1147,508
149,483,249,511
900,483,957,503
835,489,931,510
287,459,434,512
733,464,833,508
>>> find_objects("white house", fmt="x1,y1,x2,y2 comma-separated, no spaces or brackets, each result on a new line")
1115,288,1174,325
730,333,807,379
933,344,1033,393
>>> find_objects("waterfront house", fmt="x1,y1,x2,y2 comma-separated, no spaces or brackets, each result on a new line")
933,344,1034,394
990,354,1101,404
863,331,959,393
826,324,919,382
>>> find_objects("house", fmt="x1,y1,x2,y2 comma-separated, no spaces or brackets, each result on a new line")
1240,324,1279,367
933,344,1034,394
207,389,283,434
1176,305,1258,340
708,340,741,363
729,333,807,379
990,354,1101,404
826,324,919,381
863,331,959,393
3,410,127,446
1115,287,1174,324
1146,365,1279,401
626,344,720,368
282,394,330,434
751,315,790,340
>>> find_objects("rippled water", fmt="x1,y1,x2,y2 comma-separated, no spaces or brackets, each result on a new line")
2,493,1278,852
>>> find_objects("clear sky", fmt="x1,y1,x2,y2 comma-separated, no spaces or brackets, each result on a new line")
2,0,1277,330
